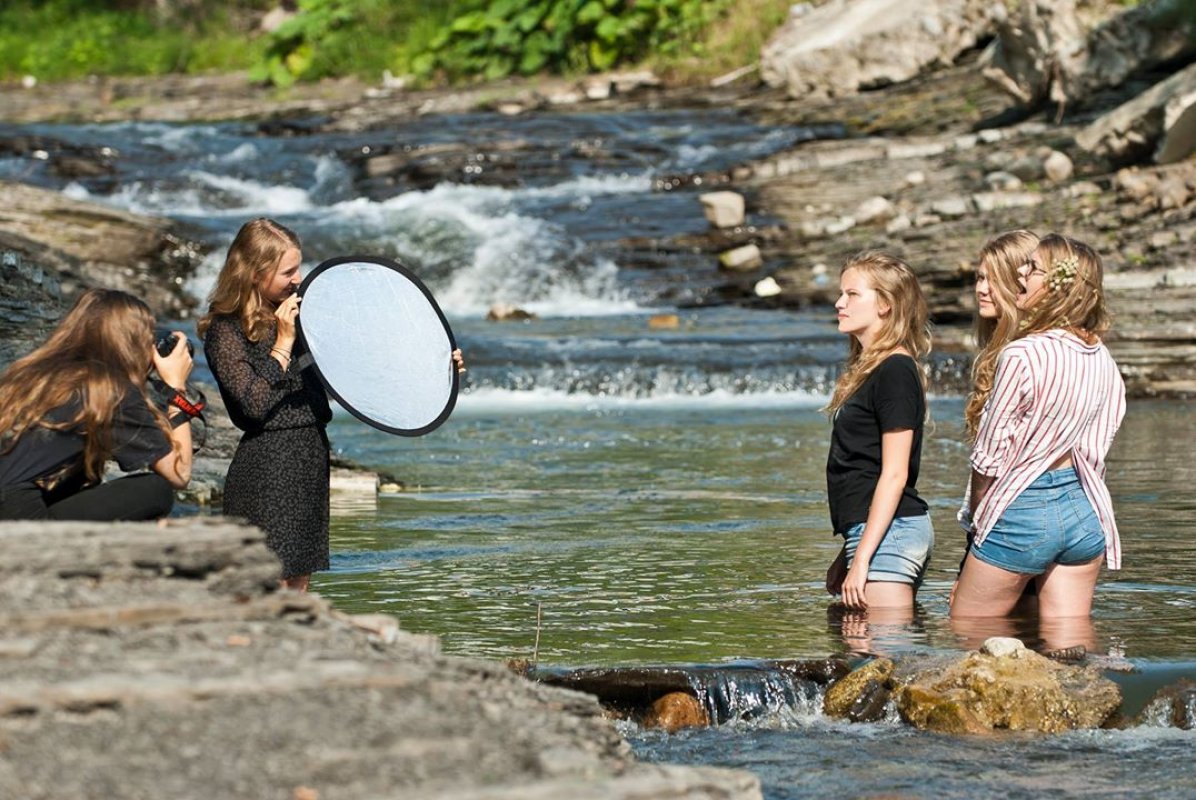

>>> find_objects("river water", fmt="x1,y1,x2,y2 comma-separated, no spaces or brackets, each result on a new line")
3,108,1193,798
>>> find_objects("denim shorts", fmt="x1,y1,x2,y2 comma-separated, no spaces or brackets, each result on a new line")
972,467,1106,575
842,513,934,586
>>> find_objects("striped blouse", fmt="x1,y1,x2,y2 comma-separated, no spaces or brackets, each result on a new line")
970,329,1127,568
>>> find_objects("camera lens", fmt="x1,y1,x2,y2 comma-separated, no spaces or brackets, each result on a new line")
155,329,194,357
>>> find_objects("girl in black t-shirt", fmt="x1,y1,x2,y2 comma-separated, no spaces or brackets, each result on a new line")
824,251,933,612
0,289,194,520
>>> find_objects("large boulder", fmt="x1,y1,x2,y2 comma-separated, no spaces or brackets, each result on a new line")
760,0,992,99
981,0,1195,112
0,180,203,318
1076,61,1196,165
893,638,1122,734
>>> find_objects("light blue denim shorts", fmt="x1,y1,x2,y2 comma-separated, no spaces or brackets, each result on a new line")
842,513,934,586
972,468,1106,575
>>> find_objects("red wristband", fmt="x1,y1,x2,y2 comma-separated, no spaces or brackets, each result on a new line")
169,391,205,418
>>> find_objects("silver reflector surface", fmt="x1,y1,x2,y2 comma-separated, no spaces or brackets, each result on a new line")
297,256,458,436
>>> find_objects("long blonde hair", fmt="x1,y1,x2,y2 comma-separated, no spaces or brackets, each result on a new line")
1016,233,1110,340
826,251,931,415
965,230,1038,440
0,289,176,482
198,218,300,342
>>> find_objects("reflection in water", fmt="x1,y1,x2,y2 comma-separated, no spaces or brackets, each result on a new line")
827,604,925,658
949,612,1098,655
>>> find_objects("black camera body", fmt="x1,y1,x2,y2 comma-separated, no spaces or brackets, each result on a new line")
155,329,195,358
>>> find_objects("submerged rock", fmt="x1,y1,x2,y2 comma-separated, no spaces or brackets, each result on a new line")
1136,678,1196,729
642,692,710,732
823,658,894,722
894,640,1121,734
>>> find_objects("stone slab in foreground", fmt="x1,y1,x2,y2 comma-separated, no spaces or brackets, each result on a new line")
0,519,759,800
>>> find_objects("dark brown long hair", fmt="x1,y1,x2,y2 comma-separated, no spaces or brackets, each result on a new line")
826,251,932,415
197,218,301,342
0,289,176,482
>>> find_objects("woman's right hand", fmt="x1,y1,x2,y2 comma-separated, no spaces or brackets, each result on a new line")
152,332,193,390
274,293,300,348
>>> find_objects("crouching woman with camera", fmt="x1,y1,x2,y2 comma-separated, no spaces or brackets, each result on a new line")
0,289,195,520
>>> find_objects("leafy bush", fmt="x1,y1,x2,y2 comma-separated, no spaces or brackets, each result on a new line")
251,0,466,86
413,0,732,82
0,0,262,81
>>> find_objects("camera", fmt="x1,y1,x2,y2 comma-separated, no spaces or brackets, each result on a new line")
155,328,195,358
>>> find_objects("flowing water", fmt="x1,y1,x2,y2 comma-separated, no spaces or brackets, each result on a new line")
4,108,1193,797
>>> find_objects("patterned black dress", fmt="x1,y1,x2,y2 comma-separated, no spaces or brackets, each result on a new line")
204,315,333,579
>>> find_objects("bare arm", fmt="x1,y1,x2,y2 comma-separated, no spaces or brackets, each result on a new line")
150,333,194,489
839,428,913,610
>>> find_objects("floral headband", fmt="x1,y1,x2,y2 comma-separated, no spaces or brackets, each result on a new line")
1047,253,1079,292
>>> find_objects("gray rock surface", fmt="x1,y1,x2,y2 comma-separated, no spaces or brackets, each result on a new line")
0,519,760,799
1076,60,1196,164
981,0,1194,112
760,0,992,99
0,180,203,318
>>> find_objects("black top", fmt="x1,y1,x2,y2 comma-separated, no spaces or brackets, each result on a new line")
204,315,331,434
826,353,928,534
0,384,172,488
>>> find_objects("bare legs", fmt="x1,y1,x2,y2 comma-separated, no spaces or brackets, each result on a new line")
951,554,1103,651
282,574,311,592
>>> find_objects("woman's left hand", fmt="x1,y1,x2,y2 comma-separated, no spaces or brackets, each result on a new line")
840,562,869,610
152,331,193,391
452,349,467,374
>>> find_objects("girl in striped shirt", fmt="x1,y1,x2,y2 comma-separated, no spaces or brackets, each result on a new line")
951,234,1126,620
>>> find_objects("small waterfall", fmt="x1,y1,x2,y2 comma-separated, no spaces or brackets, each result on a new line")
685,667,824,726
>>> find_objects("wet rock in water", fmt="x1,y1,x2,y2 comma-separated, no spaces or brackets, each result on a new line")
981,637,1027,659
718,244,763,272
648,313,680,330
894,642,1122,734
642,692,710,732
699,191,747,228
824,658,894,721
1135,678,1196,729
754,277,782,298
487,303,537,322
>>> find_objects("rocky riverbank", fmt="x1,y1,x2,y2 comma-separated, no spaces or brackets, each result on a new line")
0,519,760,799
3,7,1193,396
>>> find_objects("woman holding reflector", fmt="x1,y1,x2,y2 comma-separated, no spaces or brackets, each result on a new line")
201,219,332,591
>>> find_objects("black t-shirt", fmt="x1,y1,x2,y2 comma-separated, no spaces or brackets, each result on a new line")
0,384,172,488
826,353,928,534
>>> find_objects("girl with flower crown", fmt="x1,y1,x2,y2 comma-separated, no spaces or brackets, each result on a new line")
951,233,1126,622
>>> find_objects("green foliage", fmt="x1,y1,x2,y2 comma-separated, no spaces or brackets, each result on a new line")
413,0,734,82
0,0,263,81
252,0,466,86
